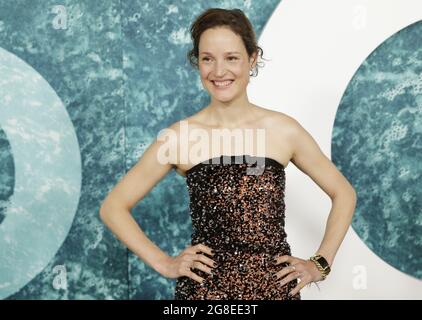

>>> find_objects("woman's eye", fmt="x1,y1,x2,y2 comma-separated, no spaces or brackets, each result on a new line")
201,57,237,61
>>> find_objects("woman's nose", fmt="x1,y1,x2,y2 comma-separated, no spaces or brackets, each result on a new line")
214,61,226,77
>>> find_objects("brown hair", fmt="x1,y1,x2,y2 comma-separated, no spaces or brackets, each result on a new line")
187,8,266,77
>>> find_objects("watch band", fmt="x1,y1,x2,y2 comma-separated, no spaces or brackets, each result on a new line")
309,254,331,280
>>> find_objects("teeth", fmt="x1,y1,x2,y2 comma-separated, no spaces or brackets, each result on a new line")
213,80,233,87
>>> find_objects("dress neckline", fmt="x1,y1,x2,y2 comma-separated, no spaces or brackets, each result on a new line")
184,154,285,177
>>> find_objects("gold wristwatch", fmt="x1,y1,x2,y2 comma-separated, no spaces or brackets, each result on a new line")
309,254,331,280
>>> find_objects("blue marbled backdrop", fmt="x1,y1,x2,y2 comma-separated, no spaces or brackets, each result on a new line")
0,0,280,299
0,0,126,299
332,20,422,279
1,0,420,300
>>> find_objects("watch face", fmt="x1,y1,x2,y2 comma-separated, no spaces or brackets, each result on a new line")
316,256,329,269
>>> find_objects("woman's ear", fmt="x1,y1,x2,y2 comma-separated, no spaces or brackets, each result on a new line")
250,51,258,69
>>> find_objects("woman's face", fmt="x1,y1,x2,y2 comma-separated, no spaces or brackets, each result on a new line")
198,26,257,102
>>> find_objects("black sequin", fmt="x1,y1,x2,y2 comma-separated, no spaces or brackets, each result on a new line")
174,154,301,300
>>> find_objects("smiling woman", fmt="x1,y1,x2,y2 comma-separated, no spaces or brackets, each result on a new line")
187,8,266,78
100,7,357,301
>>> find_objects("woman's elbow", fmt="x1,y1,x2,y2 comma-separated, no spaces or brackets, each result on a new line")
99,198,115,221
99,198,131,222
344,186,358,211
333,184,357,203
350,185,358,201
99,202,109,222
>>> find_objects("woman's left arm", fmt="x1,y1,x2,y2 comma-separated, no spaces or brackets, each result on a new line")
273,117,357,296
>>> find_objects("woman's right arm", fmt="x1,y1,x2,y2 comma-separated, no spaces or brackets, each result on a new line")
99,123,178,276
99,122,216,282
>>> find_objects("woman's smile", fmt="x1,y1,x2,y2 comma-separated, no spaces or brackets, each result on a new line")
211,79,234,89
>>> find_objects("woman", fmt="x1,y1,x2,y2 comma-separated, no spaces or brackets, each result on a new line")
100,8,357,300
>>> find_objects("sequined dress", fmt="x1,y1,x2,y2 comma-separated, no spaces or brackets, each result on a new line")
174,154,301,300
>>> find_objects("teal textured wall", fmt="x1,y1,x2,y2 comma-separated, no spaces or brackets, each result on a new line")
332,20,422,280
0,1,420,300
0,0,280,299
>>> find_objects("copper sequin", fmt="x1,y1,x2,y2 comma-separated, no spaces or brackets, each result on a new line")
174,154,301,300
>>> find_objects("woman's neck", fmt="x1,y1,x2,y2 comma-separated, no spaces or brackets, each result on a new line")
206,97,257,128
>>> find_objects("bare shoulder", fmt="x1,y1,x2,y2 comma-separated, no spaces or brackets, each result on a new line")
161,117,200,166
269,111,312,147
255,106,300,131
246,106,300,167
252,106,303,146
160,120,183,165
